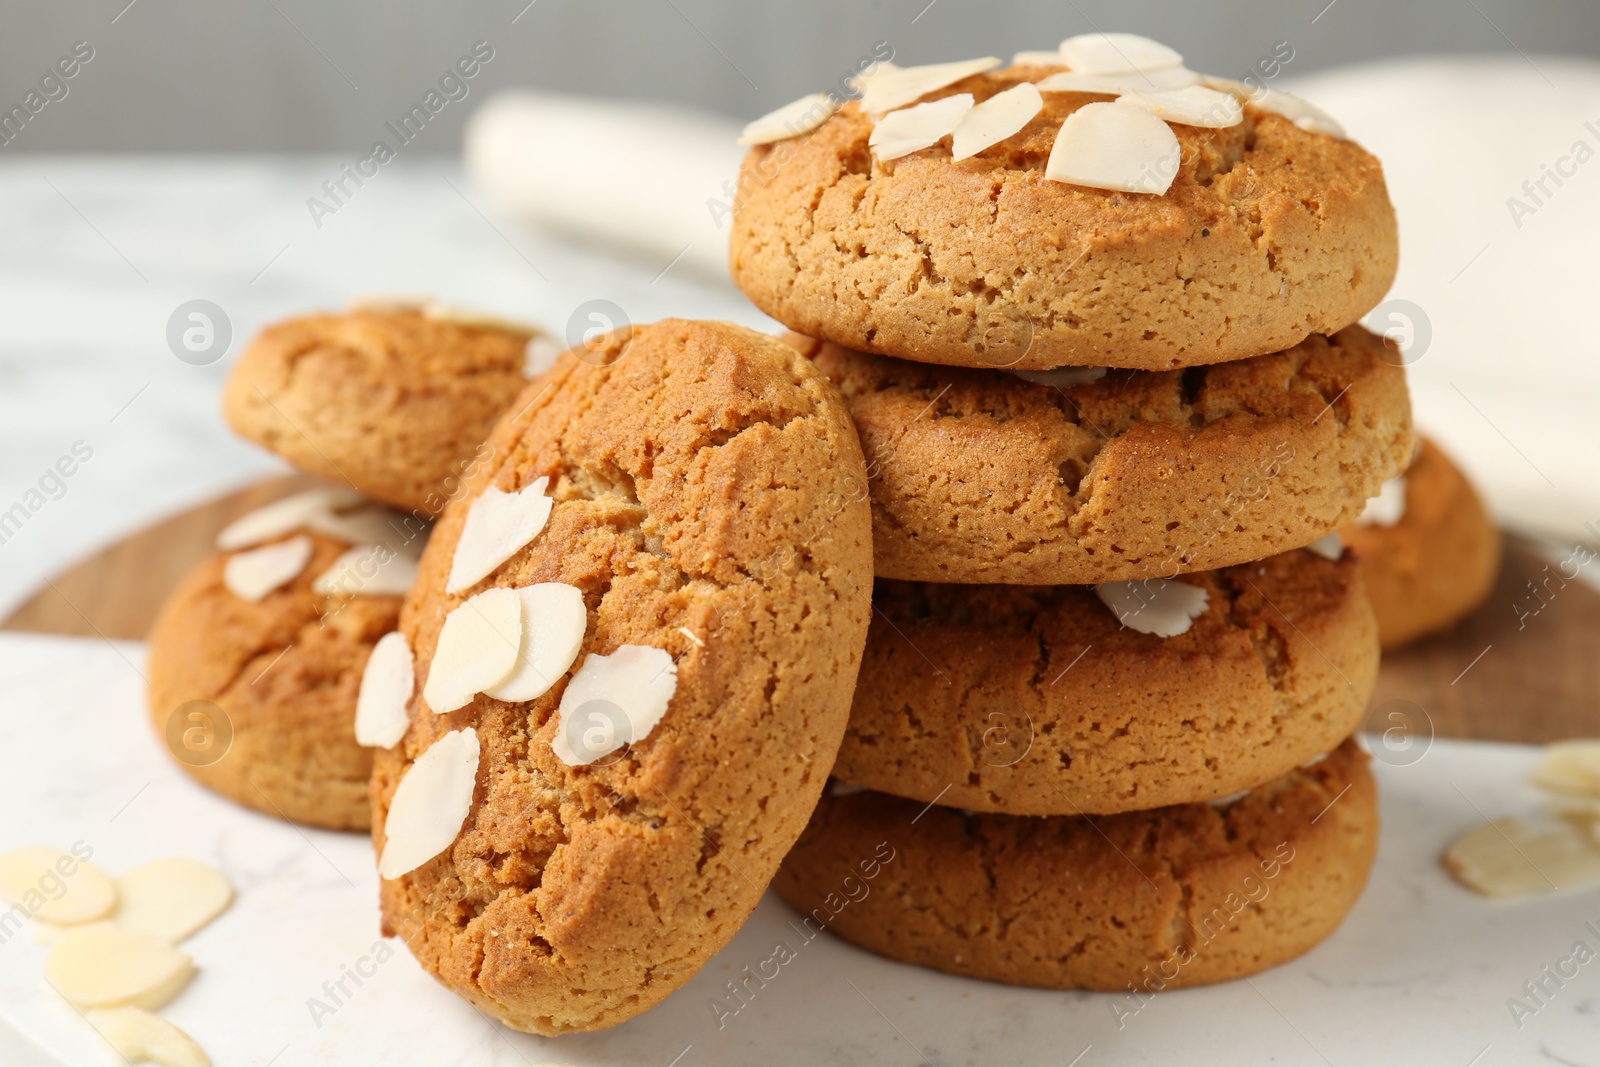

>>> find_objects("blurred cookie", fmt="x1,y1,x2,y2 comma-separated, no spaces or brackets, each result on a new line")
372,320,874,1035
146,491,422,830
222,302,554,515
732,64,1396,370
775,737,1376,991
833,548,1377,815
1342,437,1500,649
788,325,1414,584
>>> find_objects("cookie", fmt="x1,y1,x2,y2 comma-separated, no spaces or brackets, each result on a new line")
786,325,1413,584
1341,437,1500,650
774,737,1376,991
371,319,874,1035
222,303,548,515
732,64,1396,371
146,497,421,830
833,548,1376,816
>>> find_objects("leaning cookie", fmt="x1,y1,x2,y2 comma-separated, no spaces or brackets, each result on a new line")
1341,437,1501,650
833,548,1377,815
222,301,555,515
370,320,874,1035
775,737,1376,991
732,53,1396,370
786,325,1413,584
146,490,422,831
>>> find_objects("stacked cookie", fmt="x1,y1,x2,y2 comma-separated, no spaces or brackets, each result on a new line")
730,34,1415,989
146,301,548,829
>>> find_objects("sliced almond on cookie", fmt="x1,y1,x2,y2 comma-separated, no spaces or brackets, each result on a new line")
860,56,1000,115
1529,741,1600,797
1358,475,1407,527
1202,77,1346,138
214,488,365,551
0,847,117,925
482,583,588,703
1011,49,1066,67
870,94,974,161
378,728,480,879
951,82,1042,160
86,1007,209,1067
1058,32,1183,76
1443,816,1600,897
552,645,677,766
44,925,194,1009
222,535,312,602
1306,533,1344,561
311,544,419,598
1096,577,1209,637
1119,85,1242,128
423,587,522,713
1045,101,1181,195
113,859,233,943
446,478,554,594
356,631,415,748
738,92,839,145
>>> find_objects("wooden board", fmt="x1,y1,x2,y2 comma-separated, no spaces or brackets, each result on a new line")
3,478,1597,743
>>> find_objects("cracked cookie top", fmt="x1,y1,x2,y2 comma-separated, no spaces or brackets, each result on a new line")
732,66,1397,370
372,319,874,1035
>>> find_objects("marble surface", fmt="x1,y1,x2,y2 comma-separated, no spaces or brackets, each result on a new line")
1,631,1598,1066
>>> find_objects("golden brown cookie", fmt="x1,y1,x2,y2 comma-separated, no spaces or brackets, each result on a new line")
222,304,542,514
146,531,405,831
786,325,1413,584
732,66,1396,371
1342,437,1501,650
834,548,1377,815
372,319,874,1035
775,737,1376,991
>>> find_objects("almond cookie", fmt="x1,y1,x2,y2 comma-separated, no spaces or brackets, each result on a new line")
732,60,1396,370
222,302,549,515
786,325,1413,584
833,548,1376,816
371,319,874,1035
775,737,1376,991
1342,437,1501,650
146,493,422,830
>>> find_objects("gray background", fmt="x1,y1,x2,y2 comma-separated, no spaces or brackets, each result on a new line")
1,0,1595,153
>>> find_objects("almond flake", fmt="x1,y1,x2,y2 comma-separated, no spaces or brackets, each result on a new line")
1202,77,1346,138
1037,67,1200,94
304,505,413,551
1009,366,1108,387
215,488,365,551
1530,741,1600,798
859,57,1000,115
1119,85,1242,128
1095,577,1209,637
0,847,117,925
1011,50,1065,67
446,478,554,594
552,645,677,766
222,536,312,602
44,925,194,1009
1358,476,1407,527
738,92,838,145
378,728,480,879
870,94,974,161
422,587,522,713
1058,33,1183,76
311,544,419,598
1045,100,1181,194
86,1007,209,1067
1306,533,1344,561
112,859,233,943
951,83,1043,160
356,632,415,748
482,583,588,703
1444,816,1600,898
